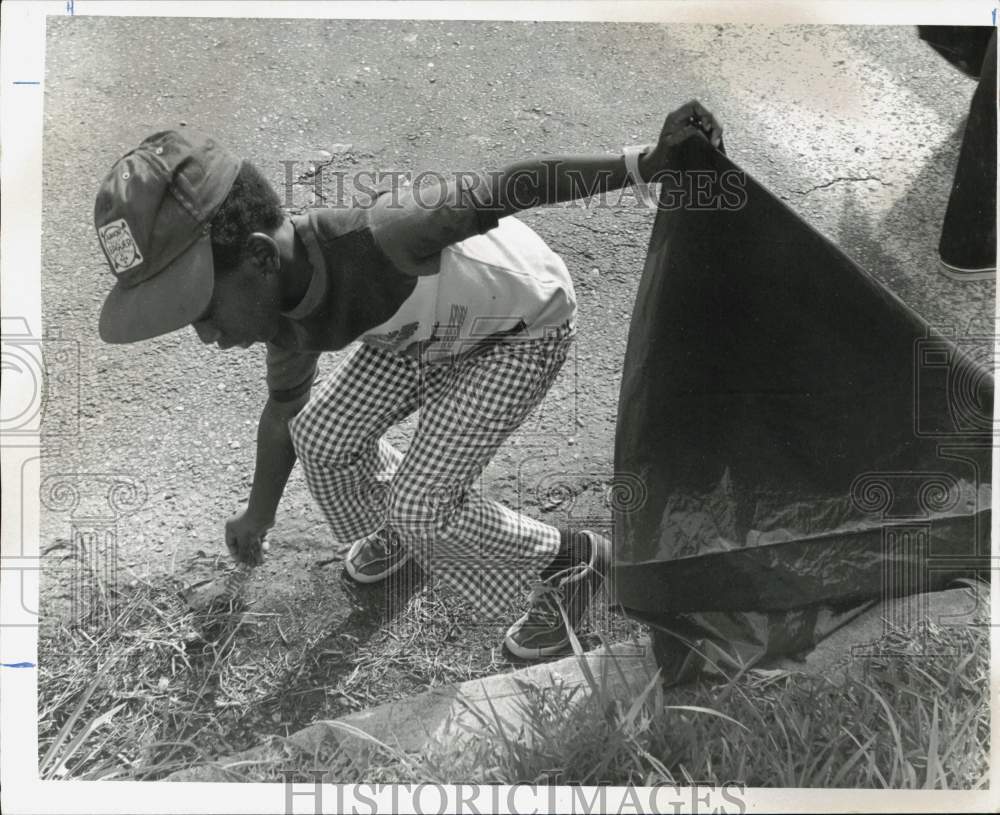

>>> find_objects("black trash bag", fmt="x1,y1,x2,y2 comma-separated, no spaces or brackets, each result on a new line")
612,135,993,685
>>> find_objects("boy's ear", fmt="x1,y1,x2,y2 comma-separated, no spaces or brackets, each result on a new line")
245,232,280,273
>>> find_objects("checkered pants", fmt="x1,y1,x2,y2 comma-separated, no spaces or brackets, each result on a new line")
288,324,575,619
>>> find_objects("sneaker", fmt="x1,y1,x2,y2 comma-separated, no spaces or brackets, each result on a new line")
504,530,611,660
344,526,411,584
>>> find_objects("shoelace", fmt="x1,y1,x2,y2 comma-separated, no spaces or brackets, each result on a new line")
524,580,566,626
386,528,404,552
375,527,404,555
545,559,591,589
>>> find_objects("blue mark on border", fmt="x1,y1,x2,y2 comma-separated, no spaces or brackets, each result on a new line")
13,81,40,85
67,0,75,15
2,662,35,668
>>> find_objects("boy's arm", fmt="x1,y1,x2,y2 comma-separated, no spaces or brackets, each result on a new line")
226,393,310,565
486,100,724,217
484,154,640,218
368,100,723,266
225,346,319,564
249,394,308,522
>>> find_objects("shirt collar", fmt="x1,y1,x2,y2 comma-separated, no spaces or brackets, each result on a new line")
284,211,328,320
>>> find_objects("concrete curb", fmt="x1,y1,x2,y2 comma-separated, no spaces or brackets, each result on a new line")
771,586,986,684
166,637,657,781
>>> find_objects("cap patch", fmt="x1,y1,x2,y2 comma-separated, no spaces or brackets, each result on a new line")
98,218,144,275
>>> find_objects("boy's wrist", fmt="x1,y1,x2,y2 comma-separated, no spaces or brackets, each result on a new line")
623,144,659,207
244,498,276,527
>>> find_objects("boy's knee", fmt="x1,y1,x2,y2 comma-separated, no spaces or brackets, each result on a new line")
287,409,313,460
387,477,463,540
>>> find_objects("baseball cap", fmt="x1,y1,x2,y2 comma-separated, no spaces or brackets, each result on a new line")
94,129,241,343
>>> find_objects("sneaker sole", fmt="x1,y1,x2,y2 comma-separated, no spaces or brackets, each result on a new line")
939,259,996,281
503,638,571,660
503,626,570,660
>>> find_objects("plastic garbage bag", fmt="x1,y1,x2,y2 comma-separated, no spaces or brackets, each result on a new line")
612,136,993,684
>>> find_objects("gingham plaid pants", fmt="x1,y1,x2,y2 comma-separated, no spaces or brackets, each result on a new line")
288,324,575,619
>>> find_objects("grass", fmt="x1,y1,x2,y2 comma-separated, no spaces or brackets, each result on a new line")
335,586,510,707
260,594,991,789
38,577,254,780
36,567,542,780
38,568,989,787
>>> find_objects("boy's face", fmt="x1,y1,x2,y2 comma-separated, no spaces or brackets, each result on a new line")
191,256,282,349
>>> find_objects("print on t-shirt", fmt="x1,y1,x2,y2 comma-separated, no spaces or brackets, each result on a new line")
362,320,420,352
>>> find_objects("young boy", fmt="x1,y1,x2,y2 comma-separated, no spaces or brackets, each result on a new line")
94,101,723,659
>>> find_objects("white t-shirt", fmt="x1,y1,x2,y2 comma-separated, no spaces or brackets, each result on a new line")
263,173,577,401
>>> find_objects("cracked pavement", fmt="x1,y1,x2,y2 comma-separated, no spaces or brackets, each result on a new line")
790,173,887,195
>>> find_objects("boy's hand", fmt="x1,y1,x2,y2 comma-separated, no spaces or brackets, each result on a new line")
639,100,724,178
225,507,274,566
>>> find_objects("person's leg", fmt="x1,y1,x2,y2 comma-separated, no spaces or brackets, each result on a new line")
386,325,605,637
939,30,997,278
288,343,421,548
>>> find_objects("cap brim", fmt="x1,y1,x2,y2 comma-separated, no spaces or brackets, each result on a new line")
99,232,214,343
